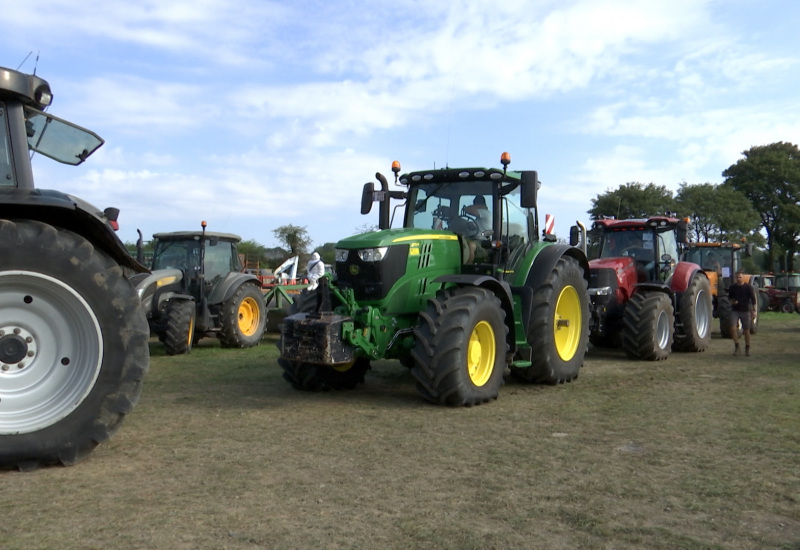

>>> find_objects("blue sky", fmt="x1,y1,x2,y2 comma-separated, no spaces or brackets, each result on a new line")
2,0,798,251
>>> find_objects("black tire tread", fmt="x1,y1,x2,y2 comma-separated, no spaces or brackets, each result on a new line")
218,283,266,348
410,286,507,406
0,219,149,470
621,291,674,361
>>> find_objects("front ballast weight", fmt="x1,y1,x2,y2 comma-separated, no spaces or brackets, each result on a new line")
280,278,355,365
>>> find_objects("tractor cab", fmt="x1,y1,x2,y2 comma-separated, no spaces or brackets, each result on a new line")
592,218,681,284
150,231,242,294
403,174,535,269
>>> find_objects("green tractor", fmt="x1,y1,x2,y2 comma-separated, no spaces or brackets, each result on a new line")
278,153,590,406
0,66,149,468
132,223,267,355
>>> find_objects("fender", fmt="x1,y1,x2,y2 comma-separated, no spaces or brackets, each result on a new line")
206,271,263,305
134,268,186,314
670,261,705,293
433,273,516,350
0,187,148,273
524,244,590,290
512,244,590,338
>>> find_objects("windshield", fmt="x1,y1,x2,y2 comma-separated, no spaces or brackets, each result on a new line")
776,274,800,291
24,107,104,165
684,247,733,277
407,180,530,242
599,228,678,281
152,238,237,283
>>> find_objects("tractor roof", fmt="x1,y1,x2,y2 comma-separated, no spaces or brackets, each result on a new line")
592,216,682,230
0,66,53,109
152,231,241,242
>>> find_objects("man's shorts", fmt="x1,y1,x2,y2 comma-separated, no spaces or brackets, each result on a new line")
731,310,752,331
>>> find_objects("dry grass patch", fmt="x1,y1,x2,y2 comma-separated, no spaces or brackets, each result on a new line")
2,314,799,549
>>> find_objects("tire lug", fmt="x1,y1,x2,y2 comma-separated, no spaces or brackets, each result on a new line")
1,365,8,371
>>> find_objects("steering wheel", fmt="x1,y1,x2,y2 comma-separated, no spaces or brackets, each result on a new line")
458,206,480,237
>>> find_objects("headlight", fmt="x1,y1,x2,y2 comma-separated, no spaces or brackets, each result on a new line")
588,286,612,296
335,249,349,262
357,247,388,262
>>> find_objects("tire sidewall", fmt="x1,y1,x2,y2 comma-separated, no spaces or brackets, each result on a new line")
518,255,589,383
411,286,508,405
0,220,149,466
220,283,266,347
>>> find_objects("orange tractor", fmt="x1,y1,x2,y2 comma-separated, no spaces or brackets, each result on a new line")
682,242,760,337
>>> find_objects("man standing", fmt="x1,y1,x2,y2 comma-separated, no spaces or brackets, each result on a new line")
729,271,757,356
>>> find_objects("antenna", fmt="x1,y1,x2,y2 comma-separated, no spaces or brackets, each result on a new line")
17,52,33,71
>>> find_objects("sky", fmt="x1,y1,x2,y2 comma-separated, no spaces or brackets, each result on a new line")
2,0,799,251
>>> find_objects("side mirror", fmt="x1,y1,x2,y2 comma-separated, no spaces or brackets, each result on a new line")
569,225,580,246
676,219,688,244
361,182,374,215
520,171,538,208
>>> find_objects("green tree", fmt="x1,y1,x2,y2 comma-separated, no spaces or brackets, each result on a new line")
237,239,270,269
314,242,337,265
722,142,800,270
588,182,677,220
675,182,760,242
273,224,312,256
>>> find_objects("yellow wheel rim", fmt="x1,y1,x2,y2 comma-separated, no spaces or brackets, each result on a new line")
467,320,496,387
187,312,195,347
238,296,260,336
554,285,582,361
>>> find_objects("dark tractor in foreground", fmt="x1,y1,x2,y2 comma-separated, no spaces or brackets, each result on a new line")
278,153,591,406
0,66,150,469
132,225,266,355
587,216,712,361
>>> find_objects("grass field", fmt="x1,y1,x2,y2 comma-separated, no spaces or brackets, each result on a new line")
2,313,799,550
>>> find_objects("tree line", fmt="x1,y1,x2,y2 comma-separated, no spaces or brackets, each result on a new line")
588,141,800,271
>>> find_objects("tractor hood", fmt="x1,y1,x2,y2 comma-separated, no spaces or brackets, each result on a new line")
336,227,459,250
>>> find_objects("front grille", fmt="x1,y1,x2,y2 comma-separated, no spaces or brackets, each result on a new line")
335,245,409,302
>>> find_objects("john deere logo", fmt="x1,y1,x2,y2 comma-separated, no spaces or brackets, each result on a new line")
349,265,360,275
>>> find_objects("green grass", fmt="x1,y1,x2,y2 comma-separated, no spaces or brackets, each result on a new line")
2,313,799,549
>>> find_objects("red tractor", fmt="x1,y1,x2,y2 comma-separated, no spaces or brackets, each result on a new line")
586,216,712,360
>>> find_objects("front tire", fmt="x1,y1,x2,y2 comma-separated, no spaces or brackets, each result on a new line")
218,283,266,348
411,286,508,406
622,291,674,361
510,255,589,384
0,220,149,469
672,274,712,352
163,300,195,355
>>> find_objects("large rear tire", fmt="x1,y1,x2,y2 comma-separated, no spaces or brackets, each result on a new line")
510,255,589,384
277,289,369,391
218,283,266,348
411,286,508,406
0,220,149,470
163,300,195,355
672,274,712,352
622,291,674,361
